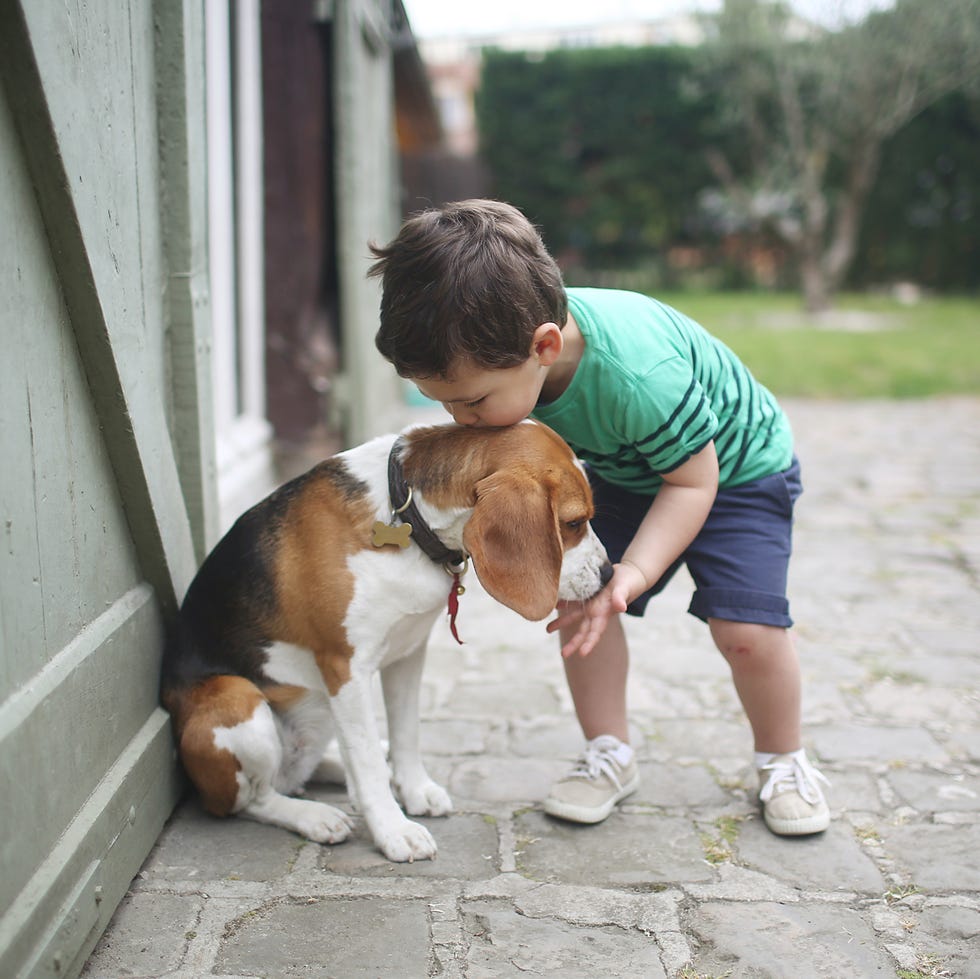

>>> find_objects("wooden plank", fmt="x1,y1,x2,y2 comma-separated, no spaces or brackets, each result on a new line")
0,587,161,922
0,5,209,977
0,710,181,979
0,88,147,683
0,0,197,615
154,0,220,559
332,0,406,444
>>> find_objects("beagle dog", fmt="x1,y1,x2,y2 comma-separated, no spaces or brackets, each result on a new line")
161,420,611,862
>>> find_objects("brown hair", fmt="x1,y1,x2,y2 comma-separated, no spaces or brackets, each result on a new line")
369,199,567,379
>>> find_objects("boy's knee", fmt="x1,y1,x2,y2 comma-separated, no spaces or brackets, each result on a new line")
709,619,785,660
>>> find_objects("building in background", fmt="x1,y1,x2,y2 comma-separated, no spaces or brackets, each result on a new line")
412,13,710,204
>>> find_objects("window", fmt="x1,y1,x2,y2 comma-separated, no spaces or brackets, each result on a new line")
205,0,275,527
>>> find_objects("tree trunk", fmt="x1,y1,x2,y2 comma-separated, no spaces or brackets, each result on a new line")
793,139,882,313
822,140,883,300
799,251,831,313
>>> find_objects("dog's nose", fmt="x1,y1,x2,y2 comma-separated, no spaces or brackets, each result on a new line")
599,561,614,587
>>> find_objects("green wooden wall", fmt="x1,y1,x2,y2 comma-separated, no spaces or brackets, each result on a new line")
0,2,211,975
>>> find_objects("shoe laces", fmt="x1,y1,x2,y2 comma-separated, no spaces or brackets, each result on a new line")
759,753,830,805
566,736,627,788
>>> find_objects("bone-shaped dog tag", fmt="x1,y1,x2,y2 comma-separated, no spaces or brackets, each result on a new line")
372,520,413,549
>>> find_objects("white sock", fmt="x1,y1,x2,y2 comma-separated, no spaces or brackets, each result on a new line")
755,747,805,769
612,741,634,766
592,735,633,766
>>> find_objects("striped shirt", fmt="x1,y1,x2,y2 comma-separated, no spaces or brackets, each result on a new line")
532,288,793,493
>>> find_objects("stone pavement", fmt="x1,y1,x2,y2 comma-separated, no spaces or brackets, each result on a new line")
82,399,980,979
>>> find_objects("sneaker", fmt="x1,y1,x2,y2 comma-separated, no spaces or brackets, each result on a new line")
543,735,639,824
758,751,831,836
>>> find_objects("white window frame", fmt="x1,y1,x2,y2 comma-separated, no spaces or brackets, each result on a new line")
205,0,275,529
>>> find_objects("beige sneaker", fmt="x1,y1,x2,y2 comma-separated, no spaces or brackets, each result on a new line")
758,751,831,836
543,735,639,824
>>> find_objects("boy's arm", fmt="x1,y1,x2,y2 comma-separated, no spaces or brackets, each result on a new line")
548,441,719,658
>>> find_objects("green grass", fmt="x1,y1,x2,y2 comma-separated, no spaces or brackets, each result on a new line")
654,292,980,398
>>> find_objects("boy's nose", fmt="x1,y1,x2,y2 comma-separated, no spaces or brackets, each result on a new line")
446,403,478,426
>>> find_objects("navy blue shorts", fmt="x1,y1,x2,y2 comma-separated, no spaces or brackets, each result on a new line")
589,457,803,628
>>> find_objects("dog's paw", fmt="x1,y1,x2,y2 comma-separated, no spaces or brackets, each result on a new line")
398,779,453,818
376,819,438,863
294,801,355,844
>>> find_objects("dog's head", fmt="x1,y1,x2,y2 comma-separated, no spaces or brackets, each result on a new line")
461,422,611,620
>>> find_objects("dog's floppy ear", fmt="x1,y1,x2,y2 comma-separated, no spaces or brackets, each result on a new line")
463,469,562,620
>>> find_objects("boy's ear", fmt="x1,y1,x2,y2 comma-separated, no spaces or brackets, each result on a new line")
531,322,563,366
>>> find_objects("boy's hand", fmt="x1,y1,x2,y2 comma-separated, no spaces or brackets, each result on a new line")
547,562,647,657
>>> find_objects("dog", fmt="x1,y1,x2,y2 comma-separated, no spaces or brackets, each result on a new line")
161,419,611,862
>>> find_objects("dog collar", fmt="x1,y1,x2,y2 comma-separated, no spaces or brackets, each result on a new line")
372,437,469,643
376,437,467,571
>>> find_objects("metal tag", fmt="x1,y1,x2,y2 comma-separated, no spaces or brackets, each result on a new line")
371,521,413,549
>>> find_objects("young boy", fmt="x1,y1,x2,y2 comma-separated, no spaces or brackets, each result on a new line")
369,199,830,836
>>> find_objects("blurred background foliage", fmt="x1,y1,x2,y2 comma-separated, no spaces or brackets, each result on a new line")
474,0,980,311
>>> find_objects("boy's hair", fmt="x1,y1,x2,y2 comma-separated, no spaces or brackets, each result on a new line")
369,199,567,379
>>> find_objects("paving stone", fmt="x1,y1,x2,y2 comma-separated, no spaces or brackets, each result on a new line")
915,905,980,979
633,760,734,808
80,892,201,977
735,817,886,894
686,901,895,977
461,899,667,978
216,897,430,978
316,813,499,879
645,718,755,765
514,810,712,886
420,718,491,755
506,716,587,759
820,768,882,813
861,681,979,724
513,882,683,933
905,625,980,657
141,798,306,882
684,862,801,903
810,722,949,765
449,755,559,804
447,680,560,717
886,769,980,813
942,725,980,764
878,823,980,891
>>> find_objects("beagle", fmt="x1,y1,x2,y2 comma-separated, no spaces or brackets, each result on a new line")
161,420,611,862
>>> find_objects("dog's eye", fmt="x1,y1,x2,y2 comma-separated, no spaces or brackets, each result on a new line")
564,519,584,530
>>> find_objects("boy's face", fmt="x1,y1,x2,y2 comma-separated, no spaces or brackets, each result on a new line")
412,323,563,428
413,357,544,428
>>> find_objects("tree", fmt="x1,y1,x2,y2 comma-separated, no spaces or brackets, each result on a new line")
476,47,716,272
702,0,980,310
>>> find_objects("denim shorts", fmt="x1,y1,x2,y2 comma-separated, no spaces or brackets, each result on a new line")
589,457,803,628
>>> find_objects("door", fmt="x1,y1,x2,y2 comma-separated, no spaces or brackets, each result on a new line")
0,3,212,976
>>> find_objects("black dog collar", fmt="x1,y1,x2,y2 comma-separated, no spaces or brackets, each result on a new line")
378,436,468,573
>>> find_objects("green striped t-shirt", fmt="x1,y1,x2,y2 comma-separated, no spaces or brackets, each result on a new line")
532,288,793,494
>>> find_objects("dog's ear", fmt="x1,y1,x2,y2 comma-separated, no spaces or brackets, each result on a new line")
463,469,562,620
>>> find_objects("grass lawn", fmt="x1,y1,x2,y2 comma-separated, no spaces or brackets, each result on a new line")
654,292,980,398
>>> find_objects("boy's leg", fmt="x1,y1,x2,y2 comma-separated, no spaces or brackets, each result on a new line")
561,613,630,743
710,618,829,835
543,614,638,823
709,620,801,753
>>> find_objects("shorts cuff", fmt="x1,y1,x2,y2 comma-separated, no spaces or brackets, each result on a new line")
688,587,793,628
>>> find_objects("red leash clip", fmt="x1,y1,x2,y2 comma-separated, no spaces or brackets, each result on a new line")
447,572,465,644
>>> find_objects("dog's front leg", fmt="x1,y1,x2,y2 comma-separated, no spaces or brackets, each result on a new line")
381,643,452,818
330,671,438,862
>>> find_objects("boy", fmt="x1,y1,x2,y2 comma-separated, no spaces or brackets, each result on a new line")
369,199,829,835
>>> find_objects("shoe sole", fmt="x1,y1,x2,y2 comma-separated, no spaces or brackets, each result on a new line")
763,807,830,836
542,772,640,825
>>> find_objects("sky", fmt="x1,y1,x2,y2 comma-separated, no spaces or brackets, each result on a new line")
402,0,894,40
